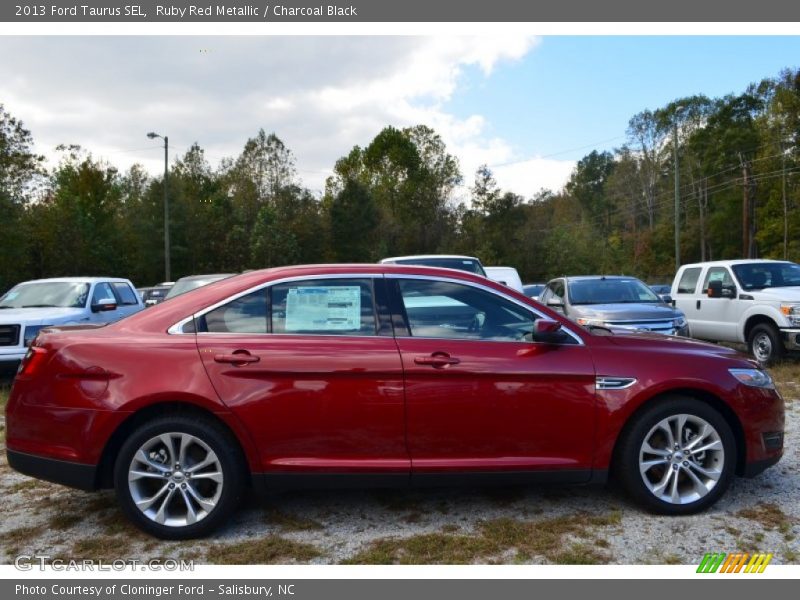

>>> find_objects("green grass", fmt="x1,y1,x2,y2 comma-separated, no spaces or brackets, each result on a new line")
210,536,323,564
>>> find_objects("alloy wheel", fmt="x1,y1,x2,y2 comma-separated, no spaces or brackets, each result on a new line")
639,414,724,505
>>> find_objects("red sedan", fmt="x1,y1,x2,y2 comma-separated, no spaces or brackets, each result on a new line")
5,265,784,538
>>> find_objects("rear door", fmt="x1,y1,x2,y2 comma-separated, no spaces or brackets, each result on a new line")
672,267,703,335
196,275,408,476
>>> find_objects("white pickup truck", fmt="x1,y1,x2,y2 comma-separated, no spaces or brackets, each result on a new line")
671,259,800,363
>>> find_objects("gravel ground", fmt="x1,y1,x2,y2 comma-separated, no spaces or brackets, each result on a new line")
1,363,798,566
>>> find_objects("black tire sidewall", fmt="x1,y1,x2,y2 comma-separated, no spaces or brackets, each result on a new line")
748,323,784,365
617,397,736,515
113,415,245,539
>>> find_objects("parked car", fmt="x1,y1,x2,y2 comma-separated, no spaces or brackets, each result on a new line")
484,266,524,293
6,264,783,538
140,284,174,306
0,277,143,368
164,274,234,300
540,275,688,336
522,283,546,300
649,284,673,304
380,255,487,276
671,259,800,364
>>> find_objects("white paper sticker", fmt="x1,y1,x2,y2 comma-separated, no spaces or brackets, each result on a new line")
285,286,361,331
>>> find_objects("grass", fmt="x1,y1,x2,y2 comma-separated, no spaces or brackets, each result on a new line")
210,536,322,564
0,384,8,413
2,525,46,556
769,360,800,402
737,503,796,539
343,511,620,565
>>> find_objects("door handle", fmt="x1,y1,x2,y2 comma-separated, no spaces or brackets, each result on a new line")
214,352,260,365
696,300,701,310
414,353,460,368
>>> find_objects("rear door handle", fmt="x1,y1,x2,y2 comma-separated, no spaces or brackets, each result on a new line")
414,353,460,368
214,352,260,365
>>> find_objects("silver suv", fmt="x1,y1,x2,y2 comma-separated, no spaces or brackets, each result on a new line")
539,275,688,336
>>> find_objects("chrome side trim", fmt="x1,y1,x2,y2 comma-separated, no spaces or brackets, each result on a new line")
596,376,637,390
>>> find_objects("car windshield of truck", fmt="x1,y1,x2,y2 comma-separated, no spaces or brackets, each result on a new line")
393,258,487,276
568,278,662,305
0,282,90,309
732,262,800,290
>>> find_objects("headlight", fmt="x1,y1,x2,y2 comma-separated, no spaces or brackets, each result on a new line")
673,315,687,328
729,368,775,389
23,325,48,347
577,317,605,327
780,303,800,326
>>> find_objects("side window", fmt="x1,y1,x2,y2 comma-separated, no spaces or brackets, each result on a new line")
552,281,565,302
539,285,553,304
202,289,267,334
397,279,537,342
703,267,735,292
676,268,702,294
271,279,377,336
92,283,116,304
112,282,139,306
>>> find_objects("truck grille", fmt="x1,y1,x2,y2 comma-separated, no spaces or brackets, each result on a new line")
0,324,21,346
604,319,677,335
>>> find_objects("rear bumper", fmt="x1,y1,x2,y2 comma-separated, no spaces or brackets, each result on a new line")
6,449,97,491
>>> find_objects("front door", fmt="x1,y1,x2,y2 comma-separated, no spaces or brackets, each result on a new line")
196,276,408,475
389,277,597,478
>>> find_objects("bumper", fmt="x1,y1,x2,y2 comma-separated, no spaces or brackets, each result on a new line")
743,454,782,478
780,328,800,351
6,449,98,491
0,348,25,364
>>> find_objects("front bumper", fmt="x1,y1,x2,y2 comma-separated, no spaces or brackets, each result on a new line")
6,449,98,491
780,328,800,351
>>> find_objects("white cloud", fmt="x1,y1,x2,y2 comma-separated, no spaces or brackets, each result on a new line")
0,36,574,197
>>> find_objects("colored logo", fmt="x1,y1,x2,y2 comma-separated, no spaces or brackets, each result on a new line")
697,552,773,573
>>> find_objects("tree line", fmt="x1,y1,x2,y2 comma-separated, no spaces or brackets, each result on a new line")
1,66,799,292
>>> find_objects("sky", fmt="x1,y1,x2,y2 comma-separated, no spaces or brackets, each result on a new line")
1,35,799,200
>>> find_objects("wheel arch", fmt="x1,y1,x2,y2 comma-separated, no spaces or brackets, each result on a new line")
94,401,253,489
610,387,747,477
742,312,780,343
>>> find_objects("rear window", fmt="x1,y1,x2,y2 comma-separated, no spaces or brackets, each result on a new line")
676,268,702,294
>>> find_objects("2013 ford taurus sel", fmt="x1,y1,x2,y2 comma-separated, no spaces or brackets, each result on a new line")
5,265,784,538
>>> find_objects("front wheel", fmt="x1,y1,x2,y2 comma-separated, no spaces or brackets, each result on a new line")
748,323,784,365
616,397,736,515
113,414,245,539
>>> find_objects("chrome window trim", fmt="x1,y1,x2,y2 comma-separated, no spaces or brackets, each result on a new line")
385,273,585,346
167,273,384,335
168,271,586,346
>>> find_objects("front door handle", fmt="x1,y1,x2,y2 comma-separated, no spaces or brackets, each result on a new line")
696,300,701,310
414,353,460,368
214,352,260,365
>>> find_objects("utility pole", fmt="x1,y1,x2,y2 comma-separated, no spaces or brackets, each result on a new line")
782,132,788,259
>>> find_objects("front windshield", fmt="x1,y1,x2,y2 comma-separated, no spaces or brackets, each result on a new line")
568,278,662,305
732,262,800,290
394,258,487,276
0,282,90,309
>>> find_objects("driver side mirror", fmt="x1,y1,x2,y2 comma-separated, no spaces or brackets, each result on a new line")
707,280,735,299
91,298,117,312
533,318,565,344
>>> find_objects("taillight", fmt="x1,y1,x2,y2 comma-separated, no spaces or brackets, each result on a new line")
17,346,48,378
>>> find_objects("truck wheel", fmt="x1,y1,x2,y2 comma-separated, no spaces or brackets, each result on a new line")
616,396,735,515
748,323,784,365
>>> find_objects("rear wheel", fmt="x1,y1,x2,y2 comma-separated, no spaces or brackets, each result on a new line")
748,323,784,365
113,414,245,539
616,397,736,515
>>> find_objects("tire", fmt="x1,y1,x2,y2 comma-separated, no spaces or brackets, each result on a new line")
748,323,784,366
113,414,246,539
616,396,736,515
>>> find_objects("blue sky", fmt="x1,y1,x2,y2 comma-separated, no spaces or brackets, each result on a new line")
447,36,800,164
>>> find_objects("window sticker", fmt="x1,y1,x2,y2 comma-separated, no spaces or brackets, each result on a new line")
285,286,361,331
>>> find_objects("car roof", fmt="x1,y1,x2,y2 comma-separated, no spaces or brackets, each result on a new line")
175,273,235,281
557,275,642,282
380,255,482,262
679,259,792,269
15,277,132,284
